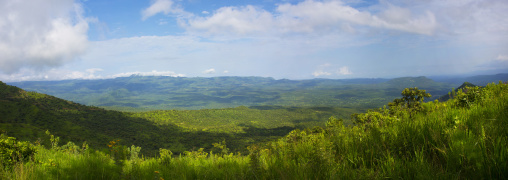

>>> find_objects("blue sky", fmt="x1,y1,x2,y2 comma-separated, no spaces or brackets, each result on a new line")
1,0,507,81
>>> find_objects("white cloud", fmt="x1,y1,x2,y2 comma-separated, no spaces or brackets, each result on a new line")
180,0,437,36
86,68,104,74
0,0,89,74
223,70,229,73
163,0,508,41
185,5,274,35
276,0,436,35
313,64,352,77
141,0,183,20
0,68,102,82
203,68,216,74
312,70,331,77
496,55,508,61
0,69,185,82
337,66,352,75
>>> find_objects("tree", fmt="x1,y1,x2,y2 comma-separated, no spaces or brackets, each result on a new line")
388,87,431,118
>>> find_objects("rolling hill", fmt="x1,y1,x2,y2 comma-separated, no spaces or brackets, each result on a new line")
9,76,458,111
0,81,355,155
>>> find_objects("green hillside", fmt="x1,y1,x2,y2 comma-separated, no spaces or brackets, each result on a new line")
0,81,355,156
437,82,478,102
0,81,184,155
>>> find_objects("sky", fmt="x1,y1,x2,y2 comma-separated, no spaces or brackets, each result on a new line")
0,0,507,82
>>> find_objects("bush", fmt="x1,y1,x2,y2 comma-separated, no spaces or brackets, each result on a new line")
0,134,37,168
454,86,482,108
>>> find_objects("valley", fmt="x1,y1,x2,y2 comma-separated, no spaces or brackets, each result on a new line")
1,74,507,179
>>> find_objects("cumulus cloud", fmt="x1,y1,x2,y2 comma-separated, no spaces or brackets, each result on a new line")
141,0,184,20
275,0,436,35
181,0,437,36
185,5,274,35
337,66,352,75
151,0,508,41
203,68,216,74
0,0,89,74
312,70,332,77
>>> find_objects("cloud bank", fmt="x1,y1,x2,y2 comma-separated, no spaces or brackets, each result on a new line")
0,69,185,82
0,0,89,74
168,0,437,37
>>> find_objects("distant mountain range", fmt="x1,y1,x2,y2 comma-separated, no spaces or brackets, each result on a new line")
431,73,508,86
7,74,507,111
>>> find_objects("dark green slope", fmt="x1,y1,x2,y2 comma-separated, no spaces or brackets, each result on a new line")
437,82,478,102
1,81,273,155
381,76,452,99
0,81,188,155
1,81,346,155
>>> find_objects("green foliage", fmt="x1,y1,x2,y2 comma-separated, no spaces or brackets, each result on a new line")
454,86,482,108
127,145,141,161
212,140,230,157
158,148,173,165
351,109,396,127
325,116,344,129
438,82,478,102
388,87,431,117
45,130,59,150
0,134,37,168
130,106,356,133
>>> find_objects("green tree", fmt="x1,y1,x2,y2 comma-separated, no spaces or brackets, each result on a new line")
388,87,431,117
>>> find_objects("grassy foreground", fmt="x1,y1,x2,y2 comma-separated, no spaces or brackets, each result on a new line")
1,82,507,179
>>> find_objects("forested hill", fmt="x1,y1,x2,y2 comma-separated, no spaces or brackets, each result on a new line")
0,81,354,155
8,76,461,111
0,81,186,155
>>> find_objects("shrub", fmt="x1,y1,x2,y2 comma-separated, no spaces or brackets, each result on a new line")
0,134,37,168
454,86,482,108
